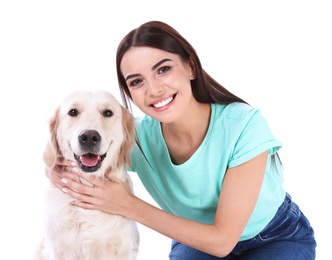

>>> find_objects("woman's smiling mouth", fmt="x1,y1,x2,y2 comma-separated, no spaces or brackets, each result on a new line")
152,95,175,108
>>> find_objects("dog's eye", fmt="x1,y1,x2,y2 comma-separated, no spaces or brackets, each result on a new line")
68,109,79,117
103,109,113,117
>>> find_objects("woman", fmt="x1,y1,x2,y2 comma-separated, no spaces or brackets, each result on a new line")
48,21,316,259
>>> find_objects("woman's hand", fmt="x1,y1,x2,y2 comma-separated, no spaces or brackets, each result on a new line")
45,157,81,191
60,171,134,217
45,156,135,217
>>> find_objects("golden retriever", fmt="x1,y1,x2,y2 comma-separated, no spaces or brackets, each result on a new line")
35,90,139,260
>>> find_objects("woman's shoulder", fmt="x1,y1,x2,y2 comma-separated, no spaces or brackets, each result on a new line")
213,102,259,121
134,114,160,137
134,114,158,127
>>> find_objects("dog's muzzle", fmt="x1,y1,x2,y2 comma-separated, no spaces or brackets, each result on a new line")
74,129,107,173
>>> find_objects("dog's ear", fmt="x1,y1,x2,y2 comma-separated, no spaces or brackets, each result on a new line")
43,108,61,167
118,106,135,168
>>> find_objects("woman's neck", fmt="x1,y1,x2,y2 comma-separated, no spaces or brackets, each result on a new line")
161,102,211,164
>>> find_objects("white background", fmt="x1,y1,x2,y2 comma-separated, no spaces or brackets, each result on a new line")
0,1,331,259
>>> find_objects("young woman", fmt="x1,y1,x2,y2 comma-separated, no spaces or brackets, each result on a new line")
48,21,316,259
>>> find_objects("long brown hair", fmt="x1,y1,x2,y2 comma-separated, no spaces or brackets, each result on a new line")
116,20,247,111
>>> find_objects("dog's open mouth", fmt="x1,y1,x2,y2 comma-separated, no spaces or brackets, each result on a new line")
74,153,107,173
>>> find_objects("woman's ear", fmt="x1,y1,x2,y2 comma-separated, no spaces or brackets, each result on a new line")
188,58,196,79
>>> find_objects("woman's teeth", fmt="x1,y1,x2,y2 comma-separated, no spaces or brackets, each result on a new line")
153,96,173,108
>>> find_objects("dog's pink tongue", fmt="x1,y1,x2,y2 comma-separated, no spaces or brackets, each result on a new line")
80,154,100,167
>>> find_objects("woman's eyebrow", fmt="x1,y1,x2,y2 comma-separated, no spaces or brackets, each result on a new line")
151,58,172,71
125,73,141,81
125,58,173,81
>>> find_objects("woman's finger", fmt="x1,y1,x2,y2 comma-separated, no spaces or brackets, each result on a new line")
56,158,79,175
56,157,75,167
61,176,95,195
75,172,113,188
70,200,96,210
61,179,100,208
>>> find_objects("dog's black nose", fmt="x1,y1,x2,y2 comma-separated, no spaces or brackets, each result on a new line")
79,130,101,151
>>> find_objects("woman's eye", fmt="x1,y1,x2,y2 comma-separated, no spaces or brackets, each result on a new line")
158,66,170,74
129,79,142,87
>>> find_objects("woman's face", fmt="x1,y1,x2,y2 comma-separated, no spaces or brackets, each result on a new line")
120,46,195,123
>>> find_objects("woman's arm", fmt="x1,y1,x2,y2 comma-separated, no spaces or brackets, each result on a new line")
60,151,268,257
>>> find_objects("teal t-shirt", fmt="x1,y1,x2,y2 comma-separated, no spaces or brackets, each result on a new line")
129,102,285,241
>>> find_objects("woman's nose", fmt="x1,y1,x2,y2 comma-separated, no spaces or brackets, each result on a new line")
146,80,164,96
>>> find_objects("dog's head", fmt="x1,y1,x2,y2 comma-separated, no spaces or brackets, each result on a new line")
43,90,135,179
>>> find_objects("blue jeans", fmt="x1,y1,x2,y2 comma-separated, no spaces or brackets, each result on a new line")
169,193,316,260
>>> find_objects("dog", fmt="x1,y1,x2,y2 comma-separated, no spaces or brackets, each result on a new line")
35,90,139,260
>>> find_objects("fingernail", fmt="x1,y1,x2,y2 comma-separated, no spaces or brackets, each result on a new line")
61,187,68,193
72,167,79,173
71,161,77,166
61,178,68,184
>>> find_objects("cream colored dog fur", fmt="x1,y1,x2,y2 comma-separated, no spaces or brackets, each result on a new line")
35,90,139,260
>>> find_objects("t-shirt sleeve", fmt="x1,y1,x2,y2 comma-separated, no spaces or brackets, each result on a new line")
228,108,282,168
